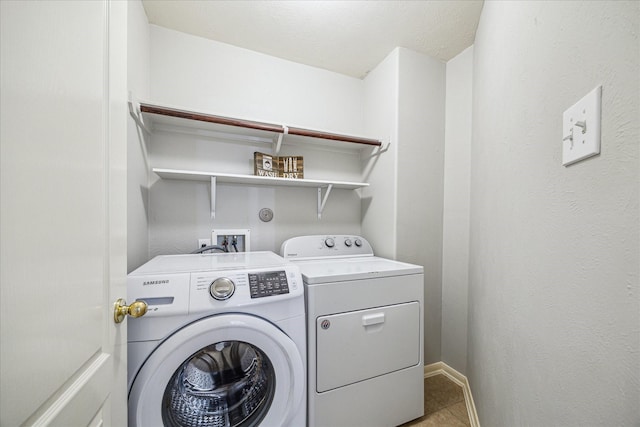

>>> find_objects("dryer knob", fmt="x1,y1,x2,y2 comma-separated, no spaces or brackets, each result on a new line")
344,238,353,247
324,237,335,248
354,238,362,247
209,277,235,300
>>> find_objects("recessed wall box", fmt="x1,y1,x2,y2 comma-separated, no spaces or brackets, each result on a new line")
212,229,251,252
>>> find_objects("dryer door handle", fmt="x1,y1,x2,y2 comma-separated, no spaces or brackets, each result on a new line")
362,312,385,326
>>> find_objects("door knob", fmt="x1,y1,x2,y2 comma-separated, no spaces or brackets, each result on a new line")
113,298,147,324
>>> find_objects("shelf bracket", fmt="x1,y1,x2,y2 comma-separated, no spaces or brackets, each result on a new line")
367,140,391,158
127,93,151,172
273,126,288,155
210,176,217,219
317,184,333,219
127,98,152,135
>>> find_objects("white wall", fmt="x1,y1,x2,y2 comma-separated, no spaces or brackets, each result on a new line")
468,2,639,425
396,48,446,365
127,0,150,272
145,26,370,257
362,49,399,259
149,26,364,135
441,46,473,374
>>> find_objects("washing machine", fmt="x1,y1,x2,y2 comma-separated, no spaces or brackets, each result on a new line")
281,235,424,427
127,251,306,427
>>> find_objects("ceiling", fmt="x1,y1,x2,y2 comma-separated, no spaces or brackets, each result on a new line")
141,0,484,79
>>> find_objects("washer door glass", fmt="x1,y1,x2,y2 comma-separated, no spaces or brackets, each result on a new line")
162,341,275,427
128,314,304,427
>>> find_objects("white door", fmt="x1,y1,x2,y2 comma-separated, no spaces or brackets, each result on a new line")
0,1,128,426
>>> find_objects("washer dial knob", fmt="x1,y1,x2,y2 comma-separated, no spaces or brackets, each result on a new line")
324,237,335,248
344,238,353,247
209,277,235,300
354,238,363,247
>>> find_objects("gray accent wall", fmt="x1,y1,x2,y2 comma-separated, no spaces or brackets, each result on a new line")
441,46,473,375
468,1,639,425
396,48,446,366
363,47,446,365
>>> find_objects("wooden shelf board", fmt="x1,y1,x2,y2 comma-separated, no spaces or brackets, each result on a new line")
153,168,369,190
139,103,382,148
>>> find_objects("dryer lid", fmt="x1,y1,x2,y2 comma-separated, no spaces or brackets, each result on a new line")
291,256,423,284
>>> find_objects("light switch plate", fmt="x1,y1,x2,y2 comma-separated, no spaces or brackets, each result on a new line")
562,85,602,166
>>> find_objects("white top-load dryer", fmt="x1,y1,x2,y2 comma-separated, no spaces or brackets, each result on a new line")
127,252,306,427
281,235,424,427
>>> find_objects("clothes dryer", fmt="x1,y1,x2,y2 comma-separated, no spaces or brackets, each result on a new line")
127,252,306,427
281,235,424,427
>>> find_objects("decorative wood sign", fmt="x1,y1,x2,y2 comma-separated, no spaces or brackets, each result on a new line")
254,152,304,179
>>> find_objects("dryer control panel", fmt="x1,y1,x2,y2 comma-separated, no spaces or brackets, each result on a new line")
281,235,374,260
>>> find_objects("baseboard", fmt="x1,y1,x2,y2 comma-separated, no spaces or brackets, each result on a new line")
424,362,480,427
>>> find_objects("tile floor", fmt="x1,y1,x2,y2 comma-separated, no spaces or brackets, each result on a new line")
400,374,471,427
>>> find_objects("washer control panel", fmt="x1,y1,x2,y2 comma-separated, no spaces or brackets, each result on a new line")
248,270,289,298
281,235,374,260
189,266,301,313
127,265,302,317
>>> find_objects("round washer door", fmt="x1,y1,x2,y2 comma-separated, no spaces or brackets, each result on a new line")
129,314,305,427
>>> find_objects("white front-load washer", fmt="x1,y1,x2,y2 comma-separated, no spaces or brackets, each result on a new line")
281,235,424,427
127,251,306,427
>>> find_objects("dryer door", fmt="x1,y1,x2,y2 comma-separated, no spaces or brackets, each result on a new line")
129,314,304,427
316,301,420,392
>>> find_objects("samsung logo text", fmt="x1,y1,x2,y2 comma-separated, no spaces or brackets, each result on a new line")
143,280,169,286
